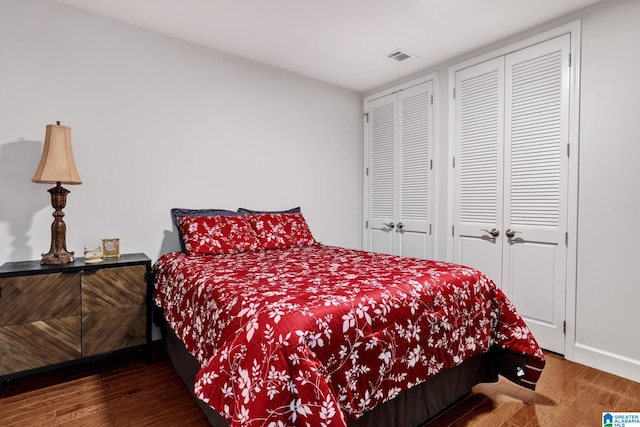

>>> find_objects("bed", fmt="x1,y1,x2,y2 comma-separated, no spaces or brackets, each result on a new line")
153,209,545,427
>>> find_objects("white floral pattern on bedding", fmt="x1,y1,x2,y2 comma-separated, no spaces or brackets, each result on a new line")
154,245,544,427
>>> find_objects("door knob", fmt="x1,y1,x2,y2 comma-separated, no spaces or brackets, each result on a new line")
396,222,405,231
383,222,395,230
481,228,500,237
505,229,520,238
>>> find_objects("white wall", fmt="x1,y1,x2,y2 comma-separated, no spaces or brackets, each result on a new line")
573,0,640,380
0,0,363,265
366,0,640,382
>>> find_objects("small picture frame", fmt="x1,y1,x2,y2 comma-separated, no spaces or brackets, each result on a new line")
101,238,120,259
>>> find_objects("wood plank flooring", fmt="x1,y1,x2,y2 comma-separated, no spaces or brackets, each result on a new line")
0,350,209,426
1,350,638,426
428,352,640,426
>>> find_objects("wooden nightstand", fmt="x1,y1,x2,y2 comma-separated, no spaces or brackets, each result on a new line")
0,253,152,381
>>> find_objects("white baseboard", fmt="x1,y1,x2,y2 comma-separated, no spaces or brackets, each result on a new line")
573,343,640,383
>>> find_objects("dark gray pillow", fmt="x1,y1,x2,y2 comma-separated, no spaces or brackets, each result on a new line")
171,208,241,253
237,206,301,215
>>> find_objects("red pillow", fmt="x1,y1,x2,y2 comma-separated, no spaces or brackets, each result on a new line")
246,213,316,250
178,215,260,256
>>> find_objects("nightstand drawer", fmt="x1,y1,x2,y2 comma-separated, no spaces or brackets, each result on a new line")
0,272,81,327
0,315,81,375
81,265,146,313
82,305,146,356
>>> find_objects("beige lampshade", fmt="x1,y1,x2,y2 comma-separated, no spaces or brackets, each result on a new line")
32,122,82,184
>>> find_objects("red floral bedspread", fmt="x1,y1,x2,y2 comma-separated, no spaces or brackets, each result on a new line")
154,245,544,427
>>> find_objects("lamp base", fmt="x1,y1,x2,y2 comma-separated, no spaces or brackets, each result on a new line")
41,249,75,265
40,182,75,265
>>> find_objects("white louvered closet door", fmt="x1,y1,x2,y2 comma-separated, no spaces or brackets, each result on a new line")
366,81,434,259
367,92,396,255
396,83,433,258
502,34,570,354
453,57,505,282
453,34,570,354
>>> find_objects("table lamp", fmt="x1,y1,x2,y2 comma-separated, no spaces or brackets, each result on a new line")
32,121,82,264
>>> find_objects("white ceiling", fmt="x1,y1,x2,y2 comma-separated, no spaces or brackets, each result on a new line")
54,0,603,92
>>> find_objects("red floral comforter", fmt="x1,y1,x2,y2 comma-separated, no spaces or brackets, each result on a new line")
154,245,544,427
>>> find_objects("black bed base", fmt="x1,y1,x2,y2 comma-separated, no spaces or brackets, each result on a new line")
158,312,499,427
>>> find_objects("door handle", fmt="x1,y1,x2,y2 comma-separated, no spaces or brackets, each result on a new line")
481,228,500,238
396,222,405,231
383,222,395,230
505,229,520,239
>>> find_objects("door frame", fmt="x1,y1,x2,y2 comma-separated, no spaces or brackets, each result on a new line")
362,72,438,255
447,20,582,359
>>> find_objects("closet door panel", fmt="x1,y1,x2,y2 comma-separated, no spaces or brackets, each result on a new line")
502,34,570,354
397,82,433,258
453,57,504,283
506,242,558,321
367,93,396,255
398,233,428,259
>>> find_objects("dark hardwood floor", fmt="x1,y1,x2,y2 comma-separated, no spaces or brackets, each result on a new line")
1,349,638,426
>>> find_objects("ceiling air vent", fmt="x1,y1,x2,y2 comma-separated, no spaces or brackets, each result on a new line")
387,49,417,62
